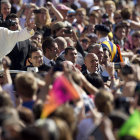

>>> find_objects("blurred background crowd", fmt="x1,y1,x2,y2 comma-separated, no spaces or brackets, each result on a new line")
0,0,140,140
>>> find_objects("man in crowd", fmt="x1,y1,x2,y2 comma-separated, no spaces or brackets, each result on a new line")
64,47,78,64
6,13,33,70
42,37,59,67
0,18,35,59
23,47,50,72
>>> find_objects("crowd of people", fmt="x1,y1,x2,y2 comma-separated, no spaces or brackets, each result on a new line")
0,0,140,139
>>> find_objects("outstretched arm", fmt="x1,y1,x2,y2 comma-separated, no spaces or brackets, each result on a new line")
0,20,35,58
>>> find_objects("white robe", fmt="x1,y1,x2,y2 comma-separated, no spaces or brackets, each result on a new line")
0,27,34,59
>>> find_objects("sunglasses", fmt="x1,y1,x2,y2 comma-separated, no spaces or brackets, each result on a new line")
82,39,89,43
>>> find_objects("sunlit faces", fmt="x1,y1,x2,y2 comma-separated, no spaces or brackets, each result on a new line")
85,53,99,74
65,49,77,64
115,27,126,40
31,34,42,44
29,50,43,67
49,43,59,59
76,11,86,22
9,18,20,31
102,49,111,65
90,47,103,64
1,3,11,19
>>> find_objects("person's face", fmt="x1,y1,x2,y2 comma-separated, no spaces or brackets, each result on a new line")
49,43,59,59
105,4,115,15
102,50,111,64
65,49,77,64
76,11,85,22
9,18,20,31
115,27,126,40
85,54,99,73
1,3,11,18
132,35,140,47
38,10,47,25
81,39,89,51
91,47,103,64
31,34,42,44
89,15,98,24
67,13,75,23
29,50,43,67
114,14,122,24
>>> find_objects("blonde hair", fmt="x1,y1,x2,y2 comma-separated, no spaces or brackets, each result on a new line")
95,89,114,115
35,7,51,27
104,0,116,7
76,8,86,16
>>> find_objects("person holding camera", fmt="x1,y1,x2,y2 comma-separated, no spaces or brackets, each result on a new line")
0,14,35,60
5,13,33,70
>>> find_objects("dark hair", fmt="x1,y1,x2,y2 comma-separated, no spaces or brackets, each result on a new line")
29,46,42,58
20,126,48,140
42,37,55,54
6,13,18,20
103,47,111,57
86,73,104,88
65,47,76,55
121,65,133,76
121,8,132,20
114,22,125,32
34,31,43,36
18,106,34,125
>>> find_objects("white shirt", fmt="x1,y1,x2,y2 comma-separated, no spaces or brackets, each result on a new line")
0,27,34,59
98,36,109,43
43,56,55,67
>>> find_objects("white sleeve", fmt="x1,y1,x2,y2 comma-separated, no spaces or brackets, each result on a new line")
6,27,34,42
0,27,34,58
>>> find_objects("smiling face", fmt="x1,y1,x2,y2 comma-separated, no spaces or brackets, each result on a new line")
105,3,115,15
85,53,99,74
1,3,11,19
90,47,103,64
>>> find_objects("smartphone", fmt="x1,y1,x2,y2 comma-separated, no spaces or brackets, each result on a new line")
114,63,121,69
